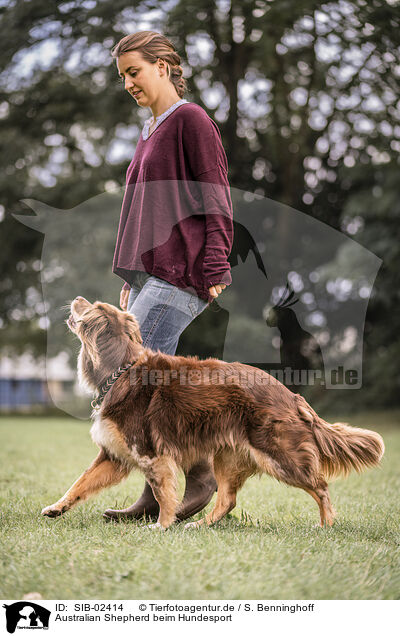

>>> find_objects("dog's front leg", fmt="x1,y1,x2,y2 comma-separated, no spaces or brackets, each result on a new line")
41,449,129,517
141,457,178,530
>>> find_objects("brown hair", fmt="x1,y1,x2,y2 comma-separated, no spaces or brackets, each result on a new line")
111,31,187,98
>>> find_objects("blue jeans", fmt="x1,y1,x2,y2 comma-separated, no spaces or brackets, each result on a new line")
127,271,208,354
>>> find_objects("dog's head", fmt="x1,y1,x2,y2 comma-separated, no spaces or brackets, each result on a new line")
67,296,143,388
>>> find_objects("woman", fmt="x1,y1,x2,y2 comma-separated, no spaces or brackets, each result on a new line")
104,31,234,523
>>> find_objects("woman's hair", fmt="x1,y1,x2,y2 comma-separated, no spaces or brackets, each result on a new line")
111,31,187,98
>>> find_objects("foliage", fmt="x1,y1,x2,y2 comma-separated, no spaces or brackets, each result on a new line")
0,0,399,408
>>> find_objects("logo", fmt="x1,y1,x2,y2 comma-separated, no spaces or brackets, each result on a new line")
2,602,50,633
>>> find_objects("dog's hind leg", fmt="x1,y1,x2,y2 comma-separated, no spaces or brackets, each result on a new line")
141,456,179,530
302,482,336,527
249,448,335,527
185,452,252,529
41,449,130,517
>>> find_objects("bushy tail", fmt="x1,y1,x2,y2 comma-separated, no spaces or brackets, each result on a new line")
311,418,385,479
295,397,385,479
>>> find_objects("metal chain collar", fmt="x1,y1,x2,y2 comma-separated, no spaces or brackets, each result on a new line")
91,363,135,410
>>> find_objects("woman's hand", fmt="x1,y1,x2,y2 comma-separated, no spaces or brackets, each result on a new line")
208,283,226,299
120,287,130,311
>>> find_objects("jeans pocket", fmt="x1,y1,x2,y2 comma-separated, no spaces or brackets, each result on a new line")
127,287,139,313
188,295,207,319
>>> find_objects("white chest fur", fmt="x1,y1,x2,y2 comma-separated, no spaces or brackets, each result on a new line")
90,415,134,464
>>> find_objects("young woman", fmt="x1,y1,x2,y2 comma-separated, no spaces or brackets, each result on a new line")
104,31,234,523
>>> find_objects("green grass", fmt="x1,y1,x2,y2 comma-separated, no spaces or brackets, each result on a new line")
0,412,399,600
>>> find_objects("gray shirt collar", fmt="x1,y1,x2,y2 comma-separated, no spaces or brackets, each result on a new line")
142,99,189,140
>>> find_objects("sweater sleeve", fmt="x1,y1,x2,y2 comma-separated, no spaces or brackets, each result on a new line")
181,108,234,288
197,168,233,288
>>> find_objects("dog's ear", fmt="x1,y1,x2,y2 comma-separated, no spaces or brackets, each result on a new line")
124,313,143,344
81,325,100,366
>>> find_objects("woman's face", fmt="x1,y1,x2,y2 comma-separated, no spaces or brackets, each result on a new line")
116,50,168,106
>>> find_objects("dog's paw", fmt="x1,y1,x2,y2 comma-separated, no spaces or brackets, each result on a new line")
41,503,67,518
184,521,203,530
313,521,333,529
147,522,166,531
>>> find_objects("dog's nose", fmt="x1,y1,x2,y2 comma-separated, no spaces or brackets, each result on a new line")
75,296,85,302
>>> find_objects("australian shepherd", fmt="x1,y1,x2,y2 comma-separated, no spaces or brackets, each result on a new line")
41,296,384,530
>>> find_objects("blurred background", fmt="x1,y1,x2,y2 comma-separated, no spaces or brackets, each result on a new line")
1,0,399,416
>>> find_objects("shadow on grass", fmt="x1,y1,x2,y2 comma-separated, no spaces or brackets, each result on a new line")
174,510,399,544
4,497,397,548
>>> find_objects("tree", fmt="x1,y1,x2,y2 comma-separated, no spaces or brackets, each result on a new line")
1,0,399,409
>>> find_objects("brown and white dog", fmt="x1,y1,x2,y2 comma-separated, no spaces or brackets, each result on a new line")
41,296,384,529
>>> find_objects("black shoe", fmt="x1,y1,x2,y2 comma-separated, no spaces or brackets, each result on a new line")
103,480,159,521
103,460,217,523
176,460,217,521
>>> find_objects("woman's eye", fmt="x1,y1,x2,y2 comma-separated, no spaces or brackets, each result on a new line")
119,72,136,82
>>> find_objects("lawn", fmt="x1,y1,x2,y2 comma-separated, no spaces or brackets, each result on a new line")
0,412,399,600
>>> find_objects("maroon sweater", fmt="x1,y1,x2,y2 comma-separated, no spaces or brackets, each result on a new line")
112,102,234,303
